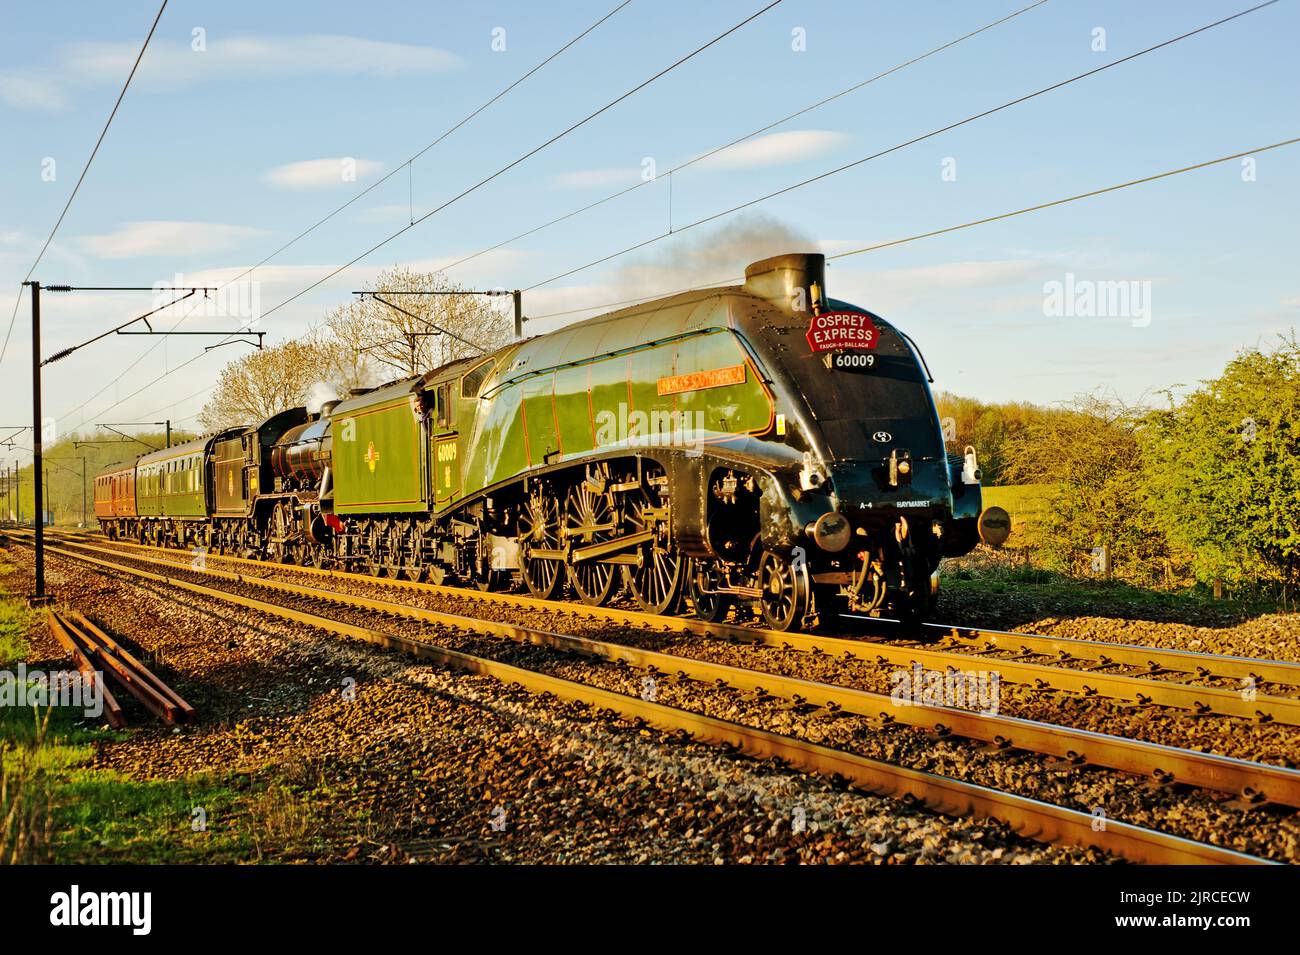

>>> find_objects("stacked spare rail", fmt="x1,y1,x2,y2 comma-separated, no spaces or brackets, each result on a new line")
46,608,194,728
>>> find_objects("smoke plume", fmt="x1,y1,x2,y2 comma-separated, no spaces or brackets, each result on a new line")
610,211,815,301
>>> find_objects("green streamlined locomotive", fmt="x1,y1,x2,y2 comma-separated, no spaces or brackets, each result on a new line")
93,253,985,630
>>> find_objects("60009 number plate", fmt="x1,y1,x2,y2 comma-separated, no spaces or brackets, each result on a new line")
830,351,877,372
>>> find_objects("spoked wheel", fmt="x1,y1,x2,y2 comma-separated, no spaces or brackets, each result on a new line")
383,524,407,579
365,521,388,578
268,503,296,564
308,542,330,570
564,466,619,606
519,487,565,599
757,549,810,632
620,466,684,615
688,559,733,623
401,524,428,582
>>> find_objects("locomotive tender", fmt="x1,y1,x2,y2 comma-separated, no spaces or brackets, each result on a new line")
93,253,984,630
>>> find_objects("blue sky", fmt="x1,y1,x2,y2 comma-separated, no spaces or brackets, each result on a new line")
1,0,1297,461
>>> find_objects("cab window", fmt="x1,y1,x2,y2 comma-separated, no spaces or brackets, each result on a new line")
436,382,454,429
461,358,496,398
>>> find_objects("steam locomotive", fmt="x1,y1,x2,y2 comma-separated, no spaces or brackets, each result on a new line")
93,253,984,630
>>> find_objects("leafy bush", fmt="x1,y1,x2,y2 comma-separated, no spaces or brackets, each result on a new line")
1142,336,1300,596
999,393,1176,585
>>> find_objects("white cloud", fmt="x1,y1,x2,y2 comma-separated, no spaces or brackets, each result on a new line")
1,35,462,111
160,247,528,302
550,167,642,190
67,34,462,87
75,221,267,260
0,71,67,111
817,259,1053,314
265,158,383,190
818,239,875,255
693,130,852,170
550,131,852,191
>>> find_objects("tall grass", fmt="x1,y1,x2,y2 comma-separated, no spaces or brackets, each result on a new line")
0,708,54,865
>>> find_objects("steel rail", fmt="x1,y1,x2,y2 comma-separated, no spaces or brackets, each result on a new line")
31,535,1300,805
58,530,1297,686
923,622,1300,688
31,539,1274,865
178,564,1300,808
37,533,1300,726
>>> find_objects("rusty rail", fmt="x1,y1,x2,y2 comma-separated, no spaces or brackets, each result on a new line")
46,607,193,727
40,532,1300,726
65,545,1300,808
31,539,1279,865
921,622,1300,689
46,610,125,729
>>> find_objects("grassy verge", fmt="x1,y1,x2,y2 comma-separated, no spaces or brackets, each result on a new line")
981,483,1052,547
939,558,1276,625
0,546,333,863
0,704,259,863
0,561,29,666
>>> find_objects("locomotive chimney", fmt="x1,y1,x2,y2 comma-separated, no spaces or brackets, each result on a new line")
743,252,826,315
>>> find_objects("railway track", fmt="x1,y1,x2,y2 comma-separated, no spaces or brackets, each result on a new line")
36,530,1300,725
8,530,1287,865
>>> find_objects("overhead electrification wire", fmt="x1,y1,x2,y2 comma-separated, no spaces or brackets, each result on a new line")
253,0,787,324
438,0,1052,276
826,136,1300,260
523,136,1300,322
228,0,637,286
57,0,635,432
522,0,1280,292
1,0,169,369
57,293,211,430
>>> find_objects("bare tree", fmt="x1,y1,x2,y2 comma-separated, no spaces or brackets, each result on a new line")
303,325,373,398
324,266,512,378
198,339,331,431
